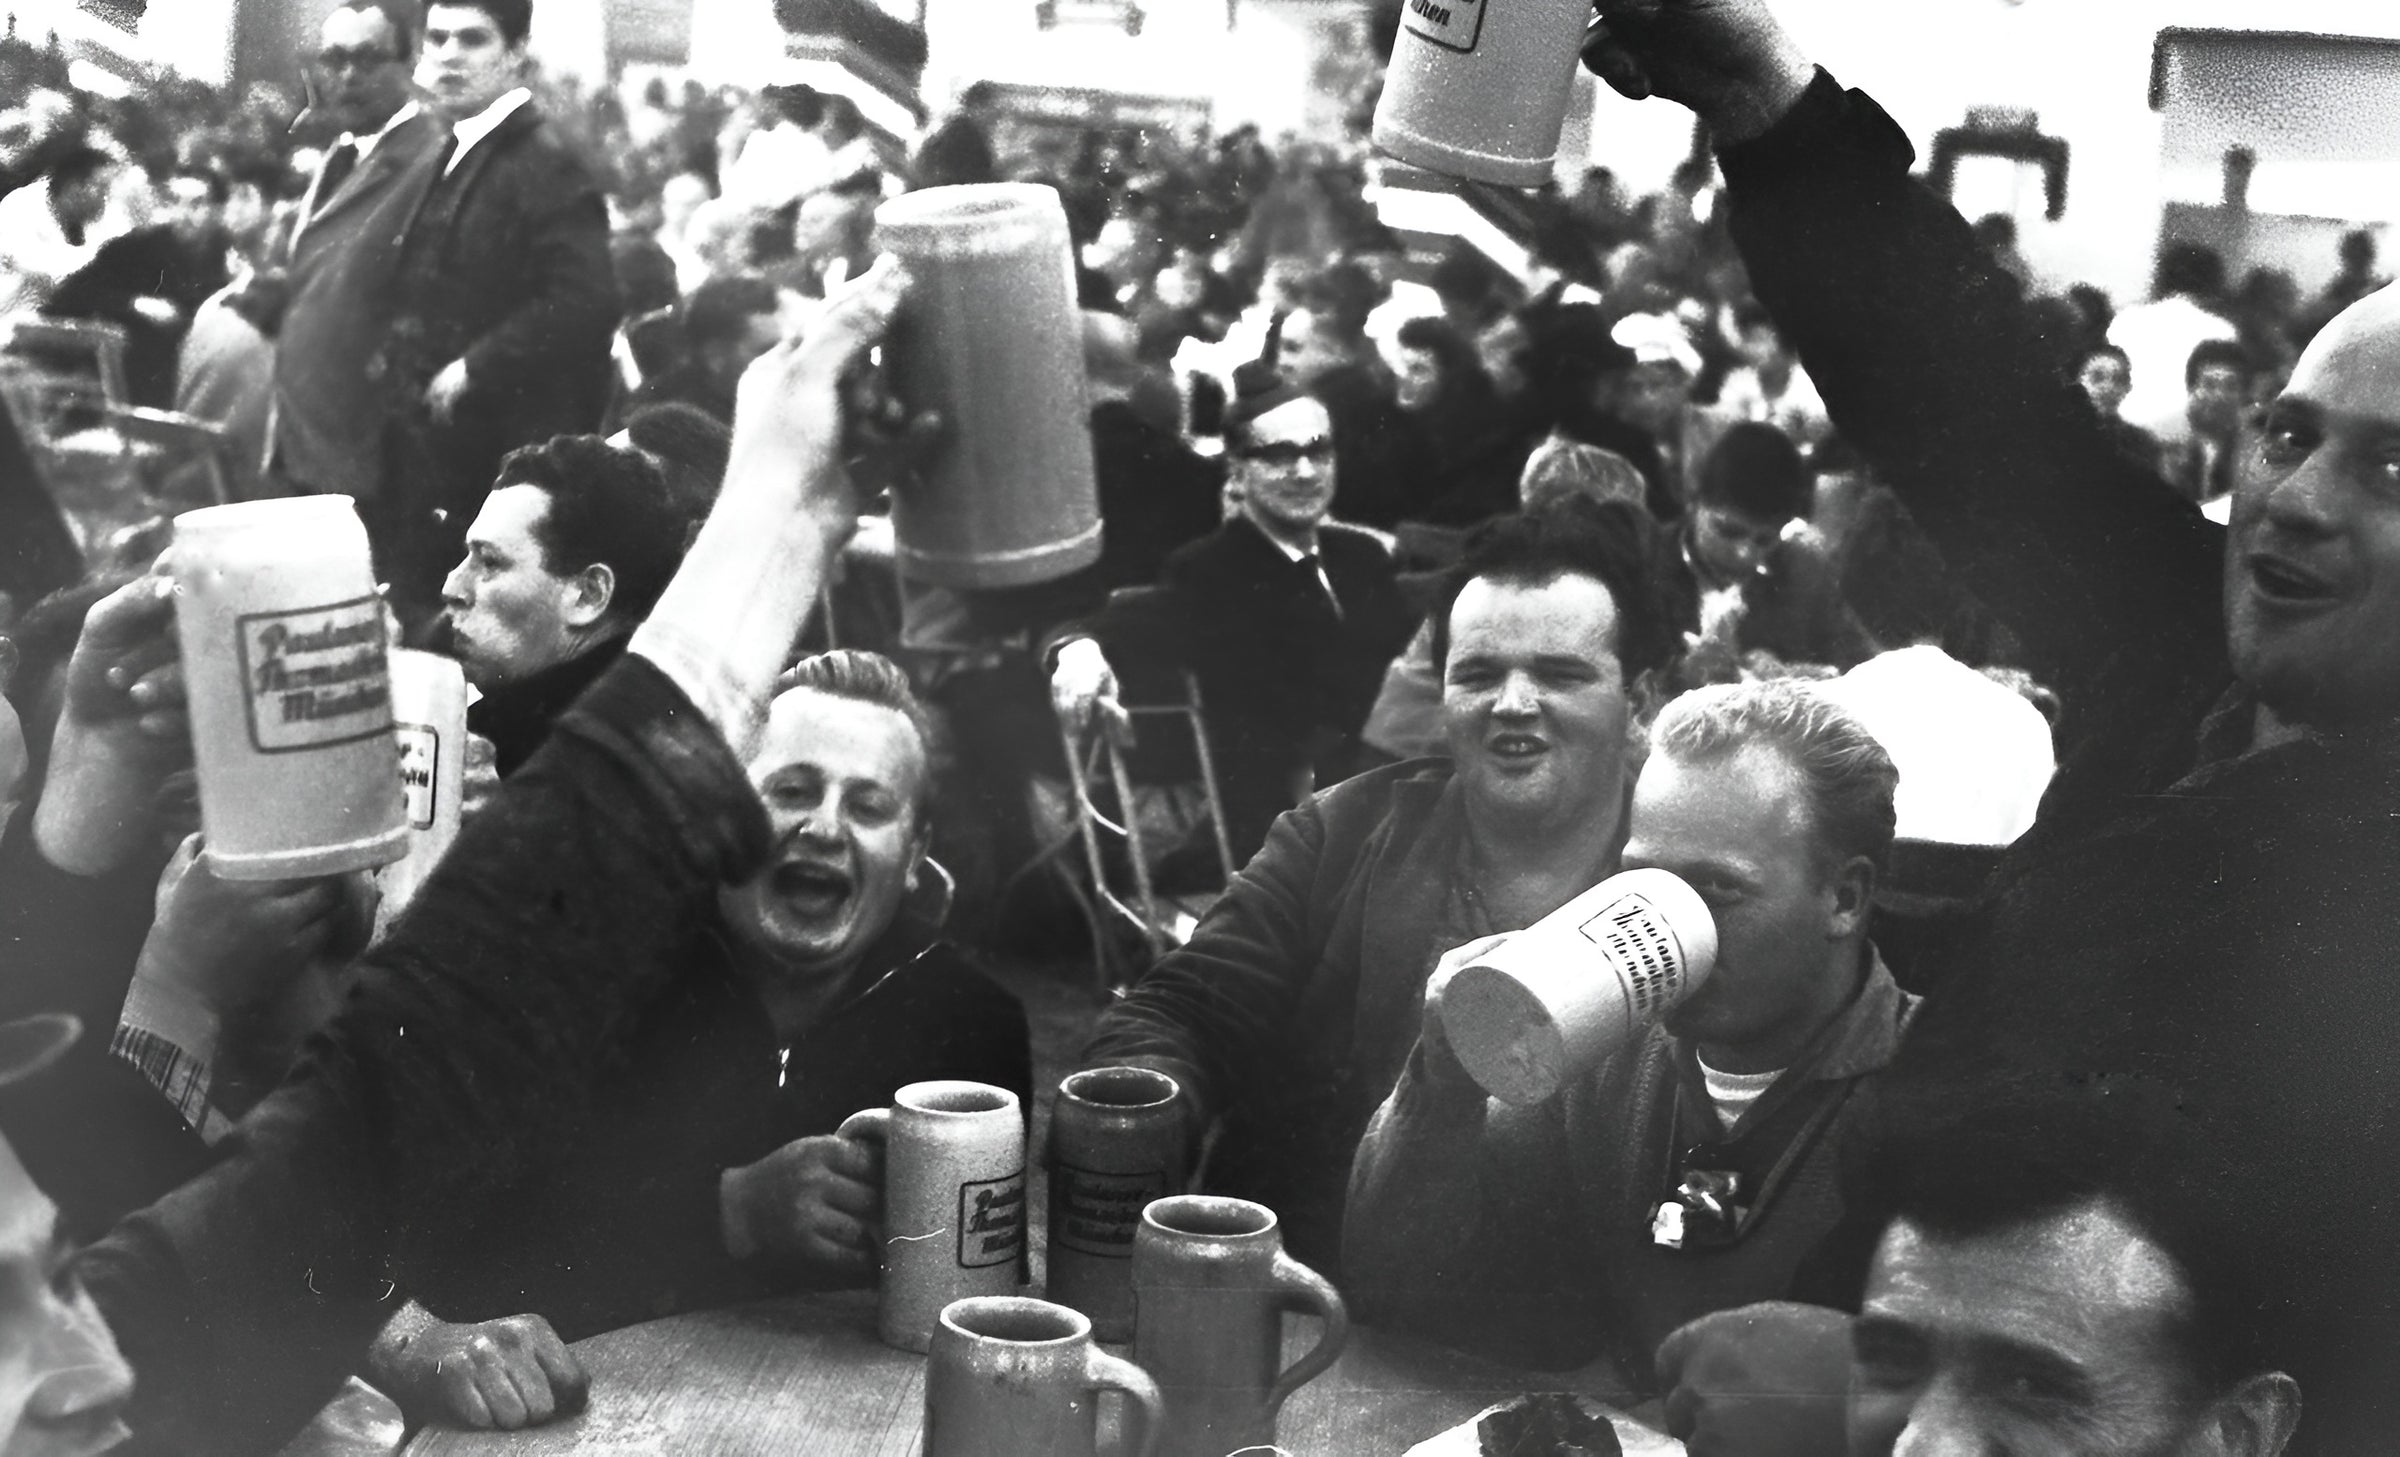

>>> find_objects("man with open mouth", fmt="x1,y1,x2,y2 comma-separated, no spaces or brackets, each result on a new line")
1581,0,2400,1447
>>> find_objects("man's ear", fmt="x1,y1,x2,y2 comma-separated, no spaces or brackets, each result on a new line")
2200,1371,2302,1457
563,562,616,628
1627,666,1670,726
1826,855,1875,940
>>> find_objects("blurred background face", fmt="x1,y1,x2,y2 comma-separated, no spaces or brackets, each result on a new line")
1231,397,1336,539
1618,361,1692,436
718,688,928,980
0,1134,134,1457
159,175,220,247
1394,346,1442,412
418,3,524,122
1277,309,1347,388
2079,353,2132,418
2188,363,2249,438
1689,502,1789,583
314,7,411,135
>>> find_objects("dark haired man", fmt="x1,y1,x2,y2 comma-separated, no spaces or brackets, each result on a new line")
2111,240,2237,445
1082,499,1678,1267
2163,337,2253,508
1348,680,1913,1376
2074,341,2161,473
1661,422,1872,685
440,434,700,773
0,144,116,315
629,272,781,424
1049,370,1416,863
378,0,620,625
44,165,232,408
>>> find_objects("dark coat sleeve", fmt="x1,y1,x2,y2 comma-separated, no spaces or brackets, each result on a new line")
77,656,770,1455
1718,74,2227,710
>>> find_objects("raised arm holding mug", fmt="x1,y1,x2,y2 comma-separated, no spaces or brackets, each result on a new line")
69,259,916,1454
1574,2,2395,1452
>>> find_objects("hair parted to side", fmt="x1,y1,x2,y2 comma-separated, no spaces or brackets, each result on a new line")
1649,678,1899,874
774,651,941,824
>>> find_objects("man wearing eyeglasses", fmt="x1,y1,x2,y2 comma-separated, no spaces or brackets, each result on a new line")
266,1,444,522
1049,362,1417,863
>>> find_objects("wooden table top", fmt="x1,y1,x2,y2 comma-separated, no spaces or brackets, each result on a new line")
406,1288,1680,1457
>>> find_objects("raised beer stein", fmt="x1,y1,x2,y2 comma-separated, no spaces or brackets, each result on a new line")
838,1080,1026,1353
1047,1066,1186,1341
170,497,407,880
371,648,467,936
1373,0,1594,186
871,182,1101,588
925,1296,1163,1457
1132,1196,1349,1457
1437,867,1718,1106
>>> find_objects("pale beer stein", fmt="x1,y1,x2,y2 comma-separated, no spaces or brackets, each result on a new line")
924,1296,1162,1457
1132,1195,1348,1457
838,1080,1027,1352
371,649,467,935
871,182,1101,588
1373,0,1594,186
170,497,406,880
1437,867,1718,1106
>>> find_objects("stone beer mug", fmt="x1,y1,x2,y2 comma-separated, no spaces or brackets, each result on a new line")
1437,867,1719,1106
925,1296,1163,1457
1047,1066,1185,1341
1132,1196,1349,1457
838,1080,1026,1352
870,181,1101,589
170,497,407,880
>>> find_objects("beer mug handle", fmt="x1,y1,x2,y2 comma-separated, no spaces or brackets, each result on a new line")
1084,1347,1164,1457
1263,1251,1350,1415
836,1107,892,1145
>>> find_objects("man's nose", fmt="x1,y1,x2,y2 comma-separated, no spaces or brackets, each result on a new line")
440,563,470,606
1493,672,1539,717
2255,445,2345,540
1885,1379,1988,1457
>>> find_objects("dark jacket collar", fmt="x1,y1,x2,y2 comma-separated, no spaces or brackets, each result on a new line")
469,632,631,777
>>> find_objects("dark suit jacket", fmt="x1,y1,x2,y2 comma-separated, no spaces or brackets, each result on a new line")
1082,514,1416,767
379,98,620,510
272,109,447,498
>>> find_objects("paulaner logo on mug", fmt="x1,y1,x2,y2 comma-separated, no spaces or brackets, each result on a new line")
235,598,391,753
958,1174,1025,1268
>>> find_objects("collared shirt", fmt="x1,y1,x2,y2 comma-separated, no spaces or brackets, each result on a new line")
352,99,422,165
1252,518,1342,615
444,87,531,176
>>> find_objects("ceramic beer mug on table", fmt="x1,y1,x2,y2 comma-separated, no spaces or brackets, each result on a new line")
870,181,1100,589
1047,1066,1186,1342
1132,1195,1349,1457
1435,867,1718,1106
925,1296,1163,1457
838,1080,1026,1352
170,496,407,880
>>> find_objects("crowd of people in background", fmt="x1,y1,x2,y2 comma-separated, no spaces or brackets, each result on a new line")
0,0,2397,1453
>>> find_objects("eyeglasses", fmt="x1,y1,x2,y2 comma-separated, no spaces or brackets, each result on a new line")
1234,439,1334,467
316,45,399,74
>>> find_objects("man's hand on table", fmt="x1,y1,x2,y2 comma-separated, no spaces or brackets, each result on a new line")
720,1133,885,1279
1581,0,1817,147
369,1305,588,1431
1654,1301,1851,1457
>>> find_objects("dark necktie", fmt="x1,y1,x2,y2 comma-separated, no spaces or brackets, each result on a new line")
313,140,359,217
1299,552,1343,620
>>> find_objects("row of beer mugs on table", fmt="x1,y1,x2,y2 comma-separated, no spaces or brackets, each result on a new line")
854,1070,1339,1457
